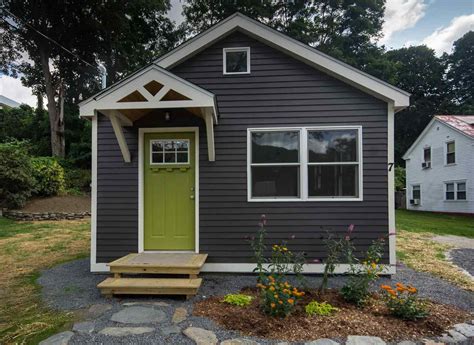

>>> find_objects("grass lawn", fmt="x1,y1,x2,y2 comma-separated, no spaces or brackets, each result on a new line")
396,209,474,238
0,217,90,345
395,210,474,291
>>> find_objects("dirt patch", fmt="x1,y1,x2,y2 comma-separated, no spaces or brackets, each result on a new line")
16,195,90,213
193,289,472,342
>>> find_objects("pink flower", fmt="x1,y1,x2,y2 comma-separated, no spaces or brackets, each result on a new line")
348,224,355,234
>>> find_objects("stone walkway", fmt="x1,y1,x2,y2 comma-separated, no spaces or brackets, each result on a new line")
37,259,474,345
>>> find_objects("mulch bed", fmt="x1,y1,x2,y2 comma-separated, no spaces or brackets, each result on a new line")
15,195,90,213
193,288,472,342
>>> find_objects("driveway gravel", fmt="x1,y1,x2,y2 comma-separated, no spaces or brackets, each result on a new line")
37,258,474,345
450,248,474,276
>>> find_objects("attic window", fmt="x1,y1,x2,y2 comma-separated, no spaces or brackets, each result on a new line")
223,47,250,75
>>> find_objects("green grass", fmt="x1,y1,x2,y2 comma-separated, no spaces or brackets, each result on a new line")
396,209,474,238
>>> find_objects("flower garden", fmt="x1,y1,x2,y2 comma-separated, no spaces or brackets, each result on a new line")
193,215,472,342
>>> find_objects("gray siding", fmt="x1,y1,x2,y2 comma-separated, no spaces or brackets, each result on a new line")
96,30,389,264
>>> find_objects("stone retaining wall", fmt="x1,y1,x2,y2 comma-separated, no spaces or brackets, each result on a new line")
3,210,91,221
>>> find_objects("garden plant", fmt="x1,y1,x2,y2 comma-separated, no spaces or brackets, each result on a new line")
380,283,429,320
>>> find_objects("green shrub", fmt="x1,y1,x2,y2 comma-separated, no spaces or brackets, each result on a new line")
0,140,35,208
305,301,339,316
257,274,305,317
31,157,65,196
380,283,428,320
63,167,91,194
395,167,406,191
221,294,253,307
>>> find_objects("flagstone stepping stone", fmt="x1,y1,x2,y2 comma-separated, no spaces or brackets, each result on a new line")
396,341,416,345
87,303,112,318
305,339,339,345
161,325,181,336
99,327,155,336
39,331,74,345
172,307,188,323
346,336,386,345
110,306,166,324
72,321,95,334
221,338,260,345
454,323,474,337
183,327,218,345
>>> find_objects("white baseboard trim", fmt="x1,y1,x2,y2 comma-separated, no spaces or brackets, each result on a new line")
91,262,109,273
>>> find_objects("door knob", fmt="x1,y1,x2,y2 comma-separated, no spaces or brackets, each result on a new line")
190,195,195,200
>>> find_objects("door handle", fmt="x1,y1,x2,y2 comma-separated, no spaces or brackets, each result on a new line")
190,195,195,200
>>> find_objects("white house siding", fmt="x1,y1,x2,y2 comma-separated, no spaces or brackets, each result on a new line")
405,120,474,214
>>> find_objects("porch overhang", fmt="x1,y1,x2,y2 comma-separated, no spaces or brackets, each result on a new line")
79,64,218,162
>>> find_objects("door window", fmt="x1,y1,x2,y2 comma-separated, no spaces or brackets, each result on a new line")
150,139,189,164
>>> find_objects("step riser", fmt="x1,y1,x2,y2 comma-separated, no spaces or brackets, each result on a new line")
110,266,201,275
99,288,199,295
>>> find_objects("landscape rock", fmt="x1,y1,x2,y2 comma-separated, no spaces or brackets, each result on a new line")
172,307,188,323
38,331,74,345
346,336,386,345
110,306,166,324
396,341,417,345
183,327,218,345
87,303,112,318
72,321,95,334
98,327,155,336
161,325,181,336
305,339,339,345
221,338,260,345
448,330,468,341
453,323,474,337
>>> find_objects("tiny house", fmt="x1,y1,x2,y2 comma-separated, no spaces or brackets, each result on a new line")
79,13,409,276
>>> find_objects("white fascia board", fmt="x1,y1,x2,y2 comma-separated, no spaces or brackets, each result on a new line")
155,14,410,109
79,64,217,118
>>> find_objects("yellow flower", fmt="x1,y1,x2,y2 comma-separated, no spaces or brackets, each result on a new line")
288,298,294,304
371,262,377,269
269,286,275,292
271,303,276,308
278,300,283,304
274,294,278,298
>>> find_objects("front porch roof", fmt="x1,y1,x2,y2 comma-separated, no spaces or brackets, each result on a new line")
79,64,217,162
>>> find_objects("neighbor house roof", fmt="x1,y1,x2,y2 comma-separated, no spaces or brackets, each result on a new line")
0,95,20,108
403,115,474,159
81,13,410,111
155,13,410,110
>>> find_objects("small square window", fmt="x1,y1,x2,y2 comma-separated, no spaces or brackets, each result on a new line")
223,47,250,74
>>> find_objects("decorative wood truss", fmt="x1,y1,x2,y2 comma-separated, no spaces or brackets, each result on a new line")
79,64,218,162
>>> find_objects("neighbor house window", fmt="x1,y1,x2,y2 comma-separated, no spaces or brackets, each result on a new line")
446,141,455,164
248,126,362,201
150,139,189,164
412,185,421,201
423,147,431,167
223,47,250,74
445,181,466,201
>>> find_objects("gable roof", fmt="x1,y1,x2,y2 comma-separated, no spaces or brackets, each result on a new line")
402,115,474,160
0,95,20,108
155,13,410,111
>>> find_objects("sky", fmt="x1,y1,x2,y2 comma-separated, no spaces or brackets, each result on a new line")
1,0,473,108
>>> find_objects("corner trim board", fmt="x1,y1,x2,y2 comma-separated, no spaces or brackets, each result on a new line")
90,114,98,272
387,102,396,270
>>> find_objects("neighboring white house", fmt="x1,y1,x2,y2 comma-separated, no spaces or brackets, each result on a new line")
403,115,474,214
0,95,20,109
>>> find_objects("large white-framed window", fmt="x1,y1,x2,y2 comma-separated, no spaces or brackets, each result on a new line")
223,47,250,75
445,181,467,201
446,140,455,165
247,126,363,202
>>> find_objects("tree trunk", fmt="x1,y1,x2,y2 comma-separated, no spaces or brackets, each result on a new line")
38,46,65,158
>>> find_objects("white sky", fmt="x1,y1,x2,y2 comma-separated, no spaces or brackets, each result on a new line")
2,0,472,108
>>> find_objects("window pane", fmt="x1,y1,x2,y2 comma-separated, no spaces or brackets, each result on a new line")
447,142,455,152
446,183,454,192
252,131,299,163
424,148,431,162
226,50,248,73
152,152,163,163
164,152,175,163
457,192,466,200
308,165,358,197
177,152,188,163
457,182,466,191
446,192,455,200
412,185,420,199
152,141,163,152
447,152,455,164
251,166,299,198
308,130,357,162
176,140,188,151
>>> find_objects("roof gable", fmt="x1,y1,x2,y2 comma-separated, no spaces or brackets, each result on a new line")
155,13,410,111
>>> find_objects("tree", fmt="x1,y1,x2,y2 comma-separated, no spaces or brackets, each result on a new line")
0,0,180,158
444,31,474,114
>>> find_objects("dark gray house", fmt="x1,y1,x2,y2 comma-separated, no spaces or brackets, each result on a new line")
80,13,409,275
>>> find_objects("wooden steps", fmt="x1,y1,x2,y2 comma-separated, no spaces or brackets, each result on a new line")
97,253,207,298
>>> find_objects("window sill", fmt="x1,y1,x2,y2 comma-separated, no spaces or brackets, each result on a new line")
444,163,456,167
444,200,468,202
247,197,363,202
223,71,250,75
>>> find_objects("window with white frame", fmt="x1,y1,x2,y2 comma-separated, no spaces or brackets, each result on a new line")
423,147,431,165
445,181,466,201
412,185,421,201
248,127,362,201
223,47,250,74
150,139,189,164
446,141,455,164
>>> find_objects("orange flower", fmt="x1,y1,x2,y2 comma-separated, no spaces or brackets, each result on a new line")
274,294,278,298
300,291,305,296
271,303,276,308
396,282,405,289
269,275,275,281
288,298,294,304
396,286,405,292
278,300,283,304
256,283,264,289
407,286,417,294
269,286,275,292
380,285,391,290
387,289,397,297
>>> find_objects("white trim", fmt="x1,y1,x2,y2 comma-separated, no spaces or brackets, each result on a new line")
223,47,251,75
445,139,456,165
247,126,363,202
109,112,132,163
155,13,409,109
90,115,98,272
387,102,396,270
444,180,467,201
201,263,396,275
91,262,109,273
138,127,200,254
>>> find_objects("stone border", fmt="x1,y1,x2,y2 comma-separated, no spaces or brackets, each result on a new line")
3,210,91,221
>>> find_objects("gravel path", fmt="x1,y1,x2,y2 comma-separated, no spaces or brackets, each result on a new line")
432,235,474,249
450,248,474,276
38,259,474,345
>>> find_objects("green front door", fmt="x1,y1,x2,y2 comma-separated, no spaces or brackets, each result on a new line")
144,132,195,251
